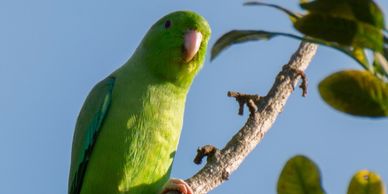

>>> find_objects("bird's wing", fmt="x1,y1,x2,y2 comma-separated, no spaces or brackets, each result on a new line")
68,76,115,194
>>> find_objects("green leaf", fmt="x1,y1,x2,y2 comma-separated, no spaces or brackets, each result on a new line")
347,170,386,194
277,155,325,194
244,2,301,23
211,30,273,61
300,0,385,29
211,30,313,61
300,0,354,20
318,70,388,117
294,13,384,51
211,30,370,69
349,0,385,29
352,47,369,67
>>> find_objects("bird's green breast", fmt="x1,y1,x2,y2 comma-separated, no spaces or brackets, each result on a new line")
80,63,188,194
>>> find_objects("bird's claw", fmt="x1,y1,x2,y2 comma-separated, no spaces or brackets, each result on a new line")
161,178,193,194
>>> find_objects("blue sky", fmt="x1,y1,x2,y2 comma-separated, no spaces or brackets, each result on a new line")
1,0,388,193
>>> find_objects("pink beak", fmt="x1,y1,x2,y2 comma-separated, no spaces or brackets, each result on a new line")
184,30,203,62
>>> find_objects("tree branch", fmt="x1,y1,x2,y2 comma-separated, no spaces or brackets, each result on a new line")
184,42,318,194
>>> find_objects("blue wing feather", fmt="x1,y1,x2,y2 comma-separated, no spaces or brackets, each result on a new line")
68,76,115,194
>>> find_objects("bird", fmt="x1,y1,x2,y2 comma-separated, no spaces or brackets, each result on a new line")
68,10,211,194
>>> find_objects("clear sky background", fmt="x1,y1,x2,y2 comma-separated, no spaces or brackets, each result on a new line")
1,0,388,194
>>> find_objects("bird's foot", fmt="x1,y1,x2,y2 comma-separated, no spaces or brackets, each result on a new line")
160,178,193,194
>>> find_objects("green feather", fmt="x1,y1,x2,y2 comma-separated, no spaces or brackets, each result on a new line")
68,11,211,194
69,77,115,194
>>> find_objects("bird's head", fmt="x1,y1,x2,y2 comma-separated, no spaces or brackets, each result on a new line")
135,11,211,88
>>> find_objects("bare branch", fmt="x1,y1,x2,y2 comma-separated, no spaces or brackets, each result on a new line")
184,42,318,194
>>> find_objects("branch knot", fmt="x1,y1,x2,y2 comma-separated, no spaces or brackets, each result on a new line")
282,66,308,97
227,91,262,115
194,145,219,165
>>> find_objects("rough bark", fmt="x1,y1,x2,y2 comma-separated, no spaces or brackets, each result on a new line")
170,41,318,194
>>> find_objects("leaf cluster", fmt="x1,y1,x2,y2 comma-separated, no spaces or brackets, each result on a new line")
278,156,386,194
212,0,388,117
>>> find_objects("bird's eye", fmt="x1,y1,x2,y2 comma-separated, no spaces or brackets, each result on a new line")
164,20,172,29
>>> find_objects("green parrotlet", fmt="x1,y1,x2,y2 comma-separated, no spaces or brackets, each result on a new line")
68,11,211,194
